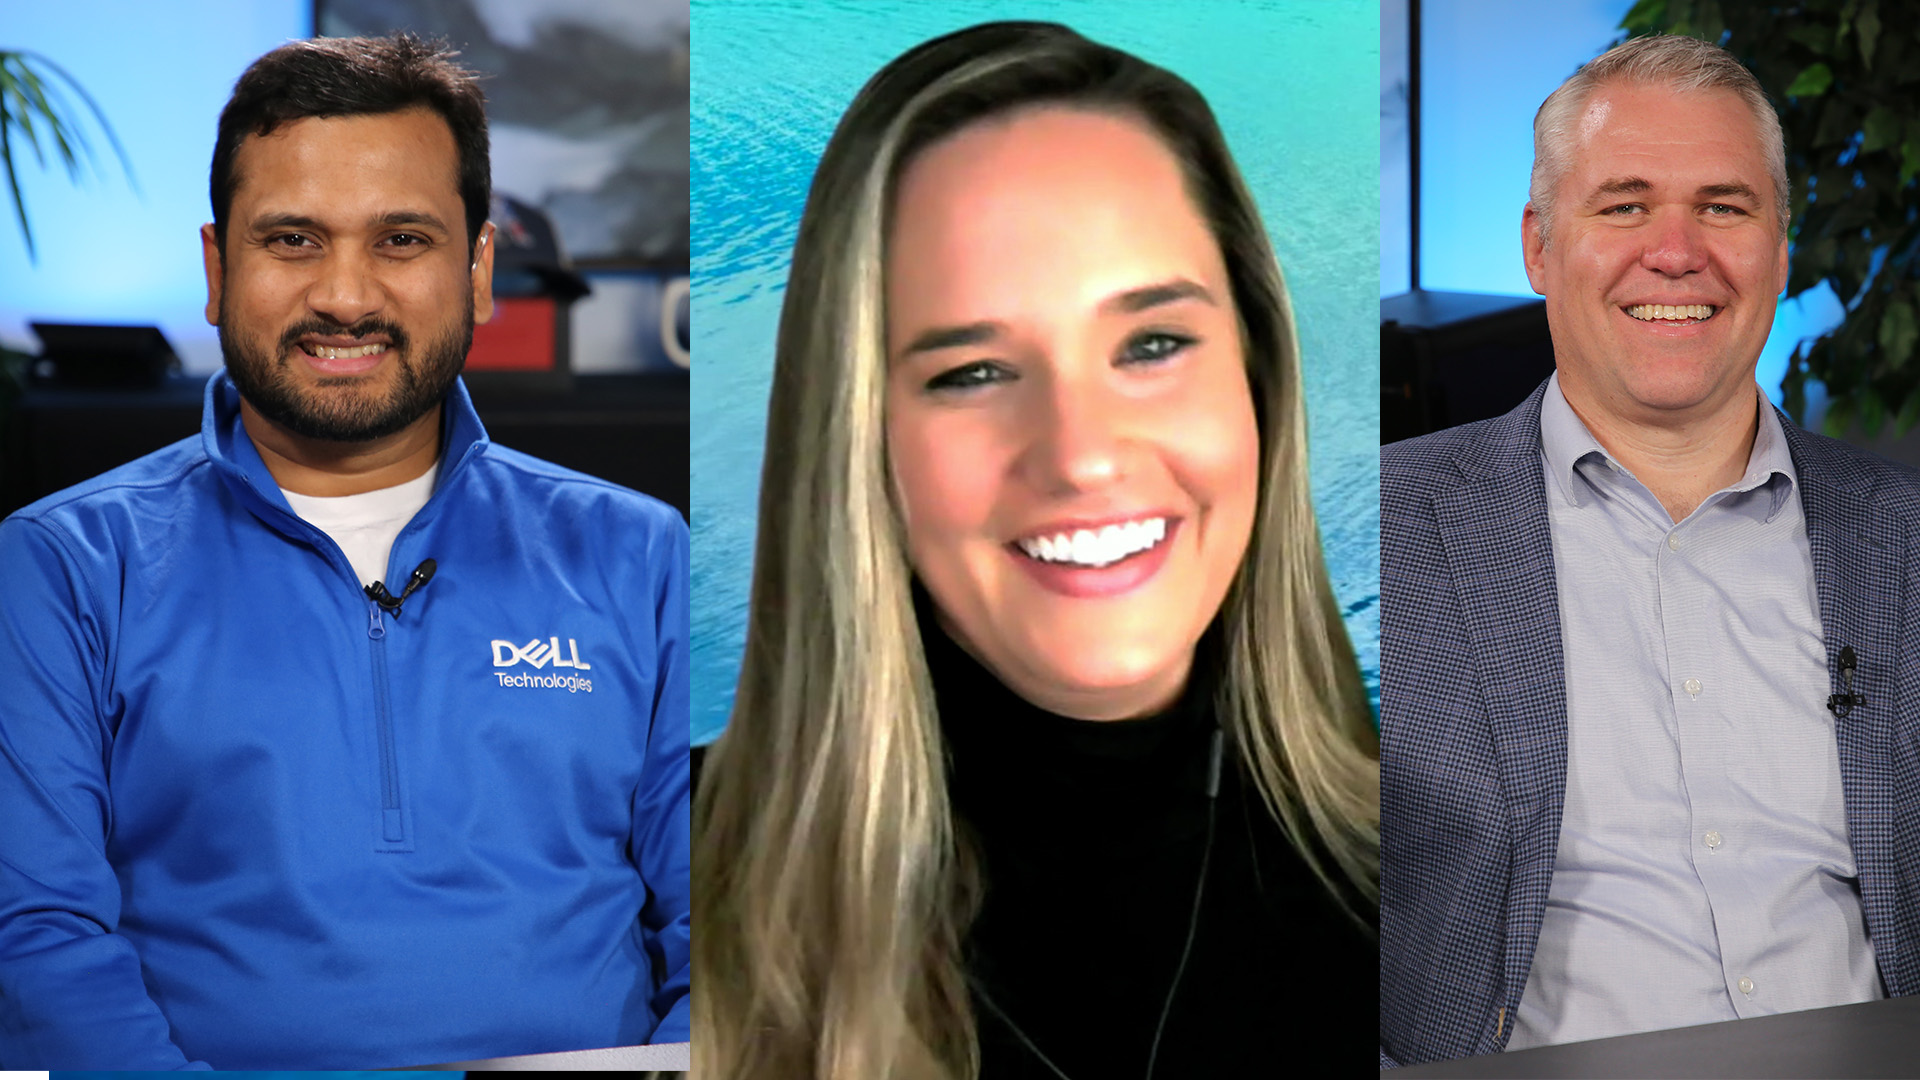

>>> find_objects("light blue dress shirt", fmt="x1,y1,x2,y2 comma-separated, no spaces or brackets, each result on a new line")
1508,375,1881,1049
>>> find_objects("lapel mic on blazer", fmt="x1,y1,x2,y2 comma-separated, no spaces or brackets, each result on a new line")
1827,645,1866,719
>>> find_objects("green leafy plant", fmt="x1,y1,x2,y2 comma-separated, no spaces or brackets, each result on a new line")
1621,0,1920,436
0,49,135,262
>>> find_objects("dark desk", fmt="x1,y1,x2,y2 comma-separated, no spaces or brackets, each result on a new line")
1388,995,1920,1078
1,373,687,519
1381,289,1553,443
408,1040,689,1071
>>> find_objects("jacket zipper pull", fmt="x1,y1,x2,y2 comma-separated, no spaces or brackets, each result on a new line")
368,601,386,640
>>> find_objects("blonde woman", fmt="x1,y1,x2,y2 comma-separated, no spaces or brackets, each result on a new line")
694,21,1378,1079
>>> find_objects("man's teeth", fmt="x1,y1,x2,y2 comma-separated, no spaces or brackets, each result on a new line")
1626,304,1715,322
1017,518,1167,568
308,343,387,360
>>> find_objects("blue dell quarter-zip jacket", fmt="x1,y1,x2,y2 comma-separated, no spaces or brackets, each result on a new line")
0,372,690,1069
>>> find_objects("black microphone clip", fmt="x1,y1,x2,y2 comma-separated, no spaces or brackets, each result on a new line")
365,558,437,616
1827,644,1867,719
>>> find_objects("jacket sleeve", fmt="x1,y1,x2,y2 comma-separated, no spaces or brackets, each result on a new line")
0,517,210,1069
630,511,691,1043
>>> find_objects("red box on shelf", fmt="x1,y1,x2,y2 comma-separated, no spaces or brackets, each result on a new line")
465,295,573,391
469,296,559,372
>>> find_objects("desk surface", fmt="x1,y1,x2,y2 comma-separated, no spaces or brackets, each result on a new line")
411,1040,689,1071
1388,994,1920,1078
1379,289,1543,330
6,373,689,519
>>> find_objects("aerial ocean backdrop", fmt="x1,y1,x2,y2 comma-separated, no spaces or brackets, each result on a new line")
690,0,1380,744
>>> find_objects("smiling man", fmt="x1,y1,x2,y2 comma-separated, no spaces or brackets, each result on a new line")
1381,35,1920,1067
0,36,688,1068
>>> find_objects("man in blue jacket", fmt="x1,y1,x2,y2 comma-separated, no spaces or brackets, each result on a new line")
0,35,689,1068
1382,35,1920,1067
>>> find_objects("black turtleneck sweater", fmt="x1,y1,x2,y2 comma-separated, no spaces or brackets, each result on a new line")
926,614,1375,1079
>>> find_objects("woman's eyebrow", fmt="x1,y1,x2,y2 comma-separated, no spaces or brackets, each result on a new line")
897,279,1216,359
901,320,1004,358
1100,278,1216,316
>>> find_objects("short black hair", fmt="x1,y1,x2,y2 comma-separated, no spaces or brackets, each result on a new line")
210,33,489,253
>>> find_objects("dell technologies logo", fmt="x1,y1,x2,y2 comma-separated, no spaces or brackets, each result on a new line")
492,636,594,693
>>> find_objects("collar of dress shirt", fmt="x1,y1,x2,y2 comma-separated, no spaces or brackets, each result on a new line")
1539,371,1796,521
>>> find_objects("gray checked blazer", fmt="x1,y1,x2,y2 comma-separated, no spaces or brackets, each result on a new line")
1379,381,1920,1067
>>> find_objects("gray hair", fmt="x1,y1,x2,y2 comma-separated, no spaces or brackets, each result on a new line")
1529,34,1789,244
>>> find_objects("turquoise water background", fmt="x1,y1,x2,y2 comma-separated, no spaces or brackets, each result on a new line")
691,0,1380,745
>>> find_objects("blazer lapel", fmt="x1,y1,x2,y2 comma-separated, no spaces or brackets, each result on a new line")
1429,386,1570,1019
1788,422,1915,996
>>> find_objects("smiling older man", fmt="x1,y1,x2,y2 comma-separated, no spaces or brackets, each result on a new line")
1380,34,1920,1067
0,35,688,1069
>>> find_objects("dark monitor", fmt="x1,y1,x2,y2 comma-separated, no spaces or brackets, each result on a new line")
29,322,182,388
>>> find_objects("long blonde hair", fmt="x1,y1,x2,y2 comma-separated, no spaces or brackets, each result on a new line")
693,22,1378,1080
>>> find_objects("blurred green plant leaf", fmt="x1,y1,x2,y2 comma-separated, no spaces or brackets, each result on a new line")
1855,0,1880,69
1861,384,1887,437
1623,0,1669,33
1863,105,1900,152
0,49,136,262
1815,97,1855,147
1896,378,1920,435
1787,25,1835,53
1879,297,1917,372
1823,392,1857,437
1785,61,1835,96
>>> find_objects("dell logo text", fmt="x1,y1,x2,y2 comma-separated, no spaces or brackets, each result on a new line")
491,637,593,670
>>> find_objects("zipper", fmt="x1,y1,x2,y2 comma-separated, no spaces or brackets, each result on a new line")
368,599,406,845
220,403,439,852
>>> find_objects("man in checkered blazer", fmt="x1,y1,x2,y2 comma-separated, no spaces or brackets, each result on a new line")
1381,35,1920,1067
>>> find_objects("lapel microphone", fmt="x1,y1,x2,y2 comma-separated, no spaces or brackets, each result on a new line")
1827,645,1866,719
366,558,437,616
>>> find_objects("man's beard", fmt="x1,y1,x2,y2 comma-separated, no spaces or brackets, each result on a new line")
220,295,472,443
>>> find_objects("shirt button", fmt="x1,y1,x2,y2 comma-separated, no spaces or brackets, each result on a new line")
1684,678,1702,698
1738,976,1755,995
1668,534,1680,552
1705,830,1723,849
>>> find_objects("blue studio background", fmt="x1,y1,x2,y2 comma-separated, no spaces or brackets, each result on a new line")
1381,0,1845,414
690,0,1382,745
0,3,309,372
